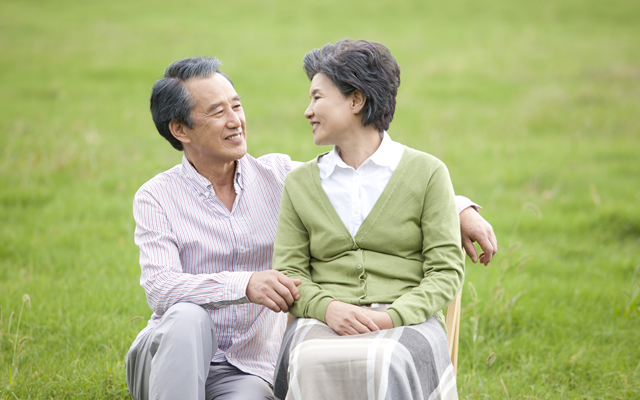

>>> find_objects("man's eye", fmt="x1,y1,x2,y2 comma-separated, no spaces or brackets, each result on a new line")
314,96,320,100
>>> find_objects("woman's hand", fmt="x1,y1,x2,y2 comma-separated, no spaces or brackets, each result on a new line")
325,301,381,335
360,309,394,330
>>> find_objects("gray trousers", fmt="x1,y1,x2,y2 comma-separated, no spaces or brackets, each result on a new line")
126,302,273,400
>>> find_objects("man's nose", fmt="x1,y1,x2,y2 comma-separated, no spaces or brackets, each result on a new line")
227,112,241,128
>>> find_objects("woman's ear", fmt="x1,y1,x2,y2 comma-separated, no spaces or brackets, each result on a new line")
351,90,366,114
169,119,192,145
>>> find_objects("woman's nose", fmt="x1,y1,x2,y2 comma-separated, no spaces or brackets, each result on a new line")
304,103,313,119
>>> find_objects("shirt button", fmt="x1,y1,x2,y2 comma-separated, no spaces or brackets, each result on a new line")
236,332,242,337
357,264,362,270
206,298,211,303
239,245,245,252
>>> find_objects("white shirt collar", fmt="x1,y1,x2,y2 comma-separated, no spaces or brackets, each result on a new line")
318,131,405,179
181,154,245,196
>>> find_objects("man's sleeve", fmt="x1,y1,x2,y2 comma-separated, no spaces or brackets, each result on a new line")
133,189,252,315
455,195,481,214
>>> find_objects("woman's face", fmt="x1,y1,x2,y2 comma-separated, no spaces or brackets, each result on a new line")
304,73,357,146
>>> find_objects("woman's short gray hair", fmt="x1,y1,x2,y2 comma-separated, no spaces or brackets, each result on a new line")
302,39,401,132
150,56,233,151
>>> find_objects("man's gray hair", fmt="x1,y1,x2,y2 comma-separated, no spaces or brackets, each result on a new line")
150,56,233,151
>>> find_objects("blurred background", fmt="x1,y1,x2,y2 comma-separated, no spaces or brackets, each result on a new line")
1,0,639,398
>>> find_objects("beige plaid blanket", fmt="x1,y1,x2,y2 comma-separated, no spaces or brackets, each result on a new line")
273,316,457,400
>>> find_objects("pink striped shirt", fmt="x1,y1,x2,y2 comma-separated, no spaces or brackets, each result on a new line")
133,153,292,385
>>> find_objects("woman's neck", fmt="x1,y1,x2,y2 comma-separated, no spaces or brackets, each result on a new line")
335,127,383,170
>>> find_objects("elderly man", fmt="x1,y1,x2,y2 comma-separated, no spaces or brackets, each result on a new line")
125,56,497,400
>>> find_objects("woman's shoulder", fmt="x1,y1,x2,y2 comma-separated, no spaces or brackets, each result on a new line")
284,153,327,183
400,147,448,175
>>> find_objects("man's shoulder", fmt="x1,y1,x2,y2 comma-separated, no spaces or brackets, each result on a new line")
249,153,292,170
240,153,293,186
135,164,184,199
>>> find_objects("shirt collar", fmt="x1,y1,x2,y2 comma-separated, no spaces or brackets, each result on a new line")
180,154,245,196
368,131,403,169
318,131,404,179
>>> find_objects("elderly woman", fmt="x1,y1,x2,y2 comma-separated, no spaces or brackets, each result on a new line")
271,39,464,400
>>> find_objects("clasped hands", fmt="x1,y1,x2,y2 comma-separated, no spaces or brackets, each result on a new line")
325,300,393,336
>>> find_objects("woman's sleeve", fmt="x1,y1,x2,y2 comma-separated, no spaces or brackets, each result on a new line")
272,181,336,321
386,163,465,327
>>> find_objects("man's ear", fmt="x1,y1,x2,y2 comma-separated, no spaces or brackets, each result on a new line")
169,119,191,145
351,90,366,114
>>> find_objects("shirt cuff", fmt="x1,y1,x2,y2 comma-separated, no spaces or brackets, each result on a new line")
455,195,481,214
223,271,254,302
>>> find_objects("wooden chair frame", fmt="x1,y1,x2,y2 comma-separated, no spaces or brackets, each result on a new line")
445,290,462,375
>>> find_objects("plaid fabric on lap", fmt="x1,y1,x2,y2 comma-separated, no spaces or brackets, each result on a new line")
274,317,458,400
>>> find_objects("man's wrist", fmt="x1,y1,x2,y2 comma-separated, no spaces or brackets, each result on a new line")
460,205,479,213
226,271,254,301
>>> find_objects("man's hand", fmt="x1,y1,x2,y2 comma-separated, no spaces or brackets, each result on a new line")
325,301,381,336
460,207,498,266
246,270,302,313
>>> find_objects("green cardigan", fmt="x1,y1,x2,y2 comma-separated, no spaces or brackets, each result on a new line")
272,147,464,328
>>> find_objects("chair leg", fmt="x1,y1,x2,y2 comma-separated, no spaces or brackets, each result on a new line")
445,291,462,375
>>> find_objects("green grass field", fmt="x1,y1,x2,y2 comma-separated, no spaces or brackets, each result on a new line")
1,0,639,398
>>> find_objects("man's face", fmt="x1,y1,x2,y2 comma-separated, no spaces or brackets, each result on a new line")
181,73,247,165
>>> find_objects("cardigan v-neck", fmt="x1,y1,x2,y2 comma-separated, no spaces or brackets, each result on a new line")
316,132,406,237
311,146,411,245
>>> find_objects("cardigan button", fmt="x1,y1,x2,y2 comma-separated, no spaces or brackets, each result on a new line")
357,264,362,269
